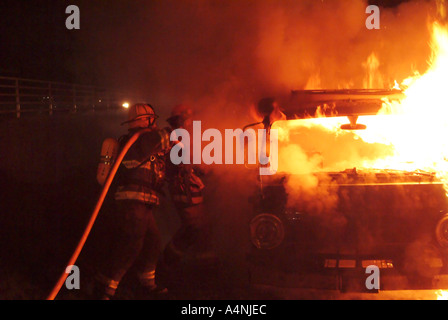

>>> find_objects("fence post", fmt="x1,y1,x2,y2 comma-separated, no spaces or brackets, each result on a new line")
92,88,96,111
15,79,20,118
106,91,110,109
48,82,53,115
73,84,77,112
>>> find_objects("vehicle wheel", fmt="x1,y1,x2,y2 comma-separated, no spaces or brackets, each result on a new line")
249,213,285,250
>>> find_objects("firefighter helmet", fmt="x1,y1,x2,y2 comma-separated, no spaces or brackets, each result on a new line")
122,103,159,129
166,104,193,128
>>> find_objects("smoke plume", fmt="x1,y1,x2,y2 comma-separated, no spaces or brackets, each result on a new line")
74,0,438,126
76,0,446,285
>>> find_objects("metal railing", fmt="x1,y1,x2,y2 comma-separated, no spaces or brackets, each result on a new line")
0,76,139,118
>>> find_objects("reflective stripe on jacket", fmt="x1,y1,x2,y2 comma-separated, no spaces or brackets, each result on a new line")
113,128,170,205
166,159,205,207
114,185,160,205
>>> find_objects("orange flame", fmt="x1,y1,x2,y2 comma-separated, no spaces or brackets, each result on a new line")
274,22,448,193
436,290,448,300
361,22,448,186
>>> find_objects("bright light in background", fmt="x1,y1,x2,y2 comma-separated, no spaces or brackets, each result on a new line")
122,102,129,108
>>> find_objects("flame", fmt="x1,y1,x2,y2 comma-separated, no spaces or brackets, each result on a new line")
272,20,448,296
436,290,448,300
275,22,448,192
363,52,383,89
361,22,448,185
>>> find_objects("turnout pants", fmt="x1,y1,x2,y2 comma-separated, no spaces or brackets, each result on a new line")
95,200,161,298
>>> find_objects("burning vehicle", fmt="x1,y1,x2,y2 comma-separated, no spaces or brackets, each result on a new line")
246,87,448,293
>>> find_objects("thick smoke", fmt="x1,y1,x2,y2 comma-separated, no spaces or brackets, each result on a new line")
76,0,438,125
76,0,446,286
275,118,395,219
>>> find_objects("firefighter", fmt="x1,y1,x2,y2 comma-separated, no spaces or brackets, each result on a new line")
156,104,215,289
92,103,171,300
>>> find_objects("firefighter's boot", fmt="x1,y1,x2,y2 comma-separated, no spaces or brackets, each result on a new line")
135,269,168,300
91,274,119,300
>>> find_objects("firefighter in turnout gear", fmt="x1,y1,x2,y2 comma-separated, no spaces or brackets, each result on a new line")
93,103,171,300
156,104,216,290
165,105,205,209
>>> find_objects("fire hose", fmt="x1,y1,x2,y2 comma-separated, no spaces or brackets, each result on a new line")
46,128,151,300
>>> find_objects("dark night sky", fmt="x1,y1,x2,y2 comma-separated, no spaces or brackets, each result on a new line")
0,1,74,80
0,1,145,86
0,0,435,112
0,0,412,77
